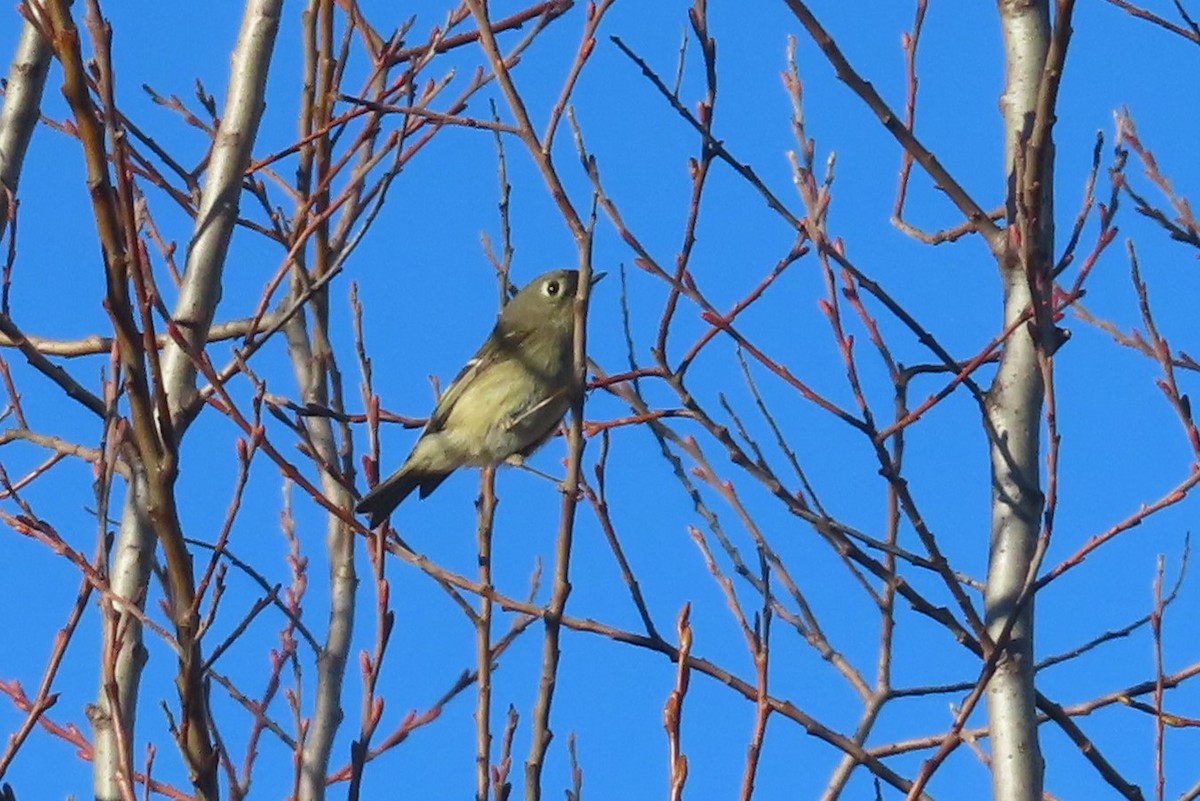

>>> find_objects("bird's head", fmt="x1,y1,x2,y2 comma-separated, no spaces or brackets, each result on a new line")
498,269,605,335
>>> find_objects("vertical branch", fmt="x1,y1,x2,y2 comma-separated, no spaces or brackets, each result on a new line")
484,99,515,300
565,734,583,800
656,0,717,366
524,218,595,800
476,466,497,801
738,558,771,801
345,383,394,801
1152,555,1166,801
890,0,925,231
494,705,520,801
290,3,359,800
93,471,153,801
665,605,692,801
459,3,605,797
985,2,1074,799
0,18,52,242
160,0,283,432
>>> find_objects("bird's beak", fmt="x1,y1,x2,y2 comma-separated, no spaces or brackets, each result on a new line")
589,271,607,286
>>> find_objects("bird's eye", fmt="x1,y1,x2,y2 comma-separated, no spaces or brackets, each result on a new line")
545,280,561,297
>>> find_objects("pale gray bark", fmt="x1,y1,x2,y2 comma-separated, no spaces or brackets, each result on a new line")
95,1,282,797
160,0,284,432
987,2,1052,799
287,8,412,793
0,20,51,241
92,473,153,801
287,296,357,801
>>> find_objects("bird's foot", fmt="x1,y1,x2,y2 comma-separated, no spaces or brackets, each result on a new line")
557,478,585,500
506,455,563,486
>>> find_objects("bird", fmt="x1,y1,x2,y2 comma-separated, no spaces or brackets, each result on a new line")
356,268,602,527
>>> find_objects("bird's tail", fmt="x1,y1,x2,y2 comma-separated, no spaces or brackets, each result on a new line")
355,467,451,527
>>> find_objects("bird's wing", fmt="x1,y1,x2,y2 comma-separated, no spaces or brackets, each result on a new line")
425,326,530,433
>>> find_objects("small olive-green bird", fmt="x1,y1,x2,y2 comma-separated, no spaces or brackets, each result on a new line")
356,269,602,526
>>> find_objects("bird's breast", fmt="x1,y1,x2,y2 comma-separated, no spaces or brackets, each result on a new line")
440,353,572,464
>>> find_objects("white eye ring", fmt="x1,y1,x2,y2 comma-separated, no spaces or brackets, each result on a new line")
544,280,561,297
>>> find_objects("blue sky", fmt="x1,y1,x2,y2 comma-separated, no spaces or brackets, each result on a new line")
2,1,1200,799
